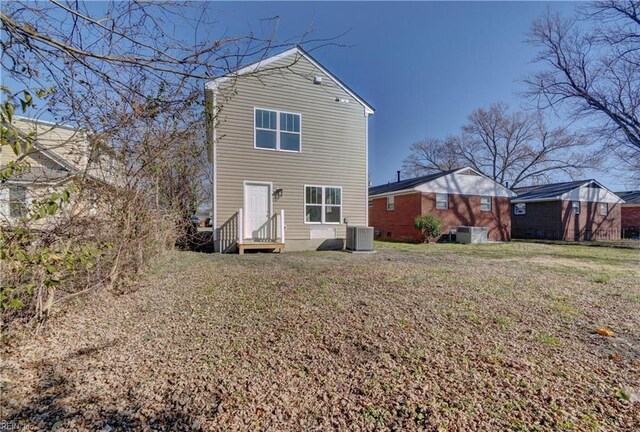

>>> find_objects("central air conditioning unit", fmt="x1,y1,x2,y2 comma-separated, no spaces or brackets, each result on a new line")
457,226,488,244
346,226,374,252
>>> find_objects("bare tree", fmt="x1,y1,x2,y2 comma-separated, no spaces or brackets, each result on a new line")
0,1,329,326
527,2,640,183
402,103,596,187
402,136,462,177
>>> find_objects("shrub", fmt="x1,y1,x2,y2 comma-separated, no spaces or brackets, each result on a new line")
414,214,442,243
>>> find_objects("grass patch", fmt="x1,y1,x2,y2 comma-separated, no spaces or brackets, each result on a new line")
494,315,511,327
591,273,612,284
4,241,639,431
538,334,562,346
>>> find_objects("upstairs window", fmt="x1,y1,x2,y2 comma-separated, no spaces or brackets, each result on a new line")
436,193,448,210
305,186,342,224
599,202,608,216
255,108,301,152
513,203,526,215
480,196,492,211
387,196,394,211
572,201,581,215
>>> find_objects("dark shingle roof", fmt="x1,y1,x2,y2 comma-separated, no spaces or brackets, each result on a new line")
369,169,457,196
616,190,640,204
512,180,593,201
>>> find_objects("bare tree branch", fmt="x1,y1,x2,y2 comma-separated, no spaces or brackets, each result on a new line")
402,103,597,187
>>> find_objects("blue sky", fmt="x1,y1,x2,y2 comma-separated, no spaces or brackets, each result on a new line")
5,1,631,190
207,1,632,191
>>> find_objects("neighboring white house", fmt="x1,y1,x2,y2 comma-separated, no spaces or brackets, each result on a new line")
1,117,115,224
205,46,374,253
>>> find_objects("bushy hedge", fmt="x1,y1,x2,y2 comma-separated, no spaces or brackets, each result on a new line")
414,214,442,243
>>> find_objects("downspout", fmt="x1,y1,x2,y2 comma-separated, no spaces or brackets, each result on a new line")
365,108,369,227
205,84,218,251
213,91,218,251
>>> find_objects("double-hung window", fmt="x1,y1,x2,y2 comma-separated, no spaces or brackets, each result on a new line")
572,201,581,215
436,193,448,210
599,203,608,216
480,196,492,211
254,108,301,152
9,186,27,218
305,186,342,224
387,196,394,211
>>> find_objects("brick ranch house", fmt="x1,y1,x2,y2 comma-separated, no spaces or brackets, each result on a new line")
615,190,640,237
369,167,516,242
511,180,624,241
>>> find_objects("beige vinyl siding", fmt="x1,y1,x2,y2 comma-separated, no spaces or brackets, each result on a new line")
2,118,88,171
213,53,368,240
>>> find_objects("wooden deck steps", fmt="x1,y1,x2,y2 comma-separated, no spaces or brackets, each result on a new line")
237,242,285,255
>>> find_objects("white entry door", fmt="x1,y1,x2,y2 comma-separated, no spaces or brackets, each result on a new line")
244,182,271,240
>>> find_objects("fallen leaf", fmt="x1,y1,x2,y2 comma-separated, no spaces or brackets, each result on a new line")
610,353,622,361
596,327,614,337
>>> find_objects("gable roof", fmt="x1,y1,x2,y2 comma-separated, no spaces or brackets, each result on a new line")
512,180,591,202
3,166,74,185
205,45,374,114
369,167,516,198
369,169,457,196
512,179,623,203
616,190,640,205
4,117,114,186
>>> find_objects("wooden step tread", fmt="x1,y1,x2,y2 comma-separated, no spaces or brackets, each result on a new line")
237,242,285,254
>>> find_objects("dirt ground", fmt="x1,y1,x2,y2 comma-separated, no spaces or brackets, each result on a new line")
2,242,639,431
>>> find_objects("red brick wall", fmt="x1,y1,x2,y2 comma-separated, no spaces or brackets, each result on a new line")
559,201,621,240
511,201,563,240
421,194,511,241
369,193,423,242
369,192,511,242
511,200,621,240
621,206,640,229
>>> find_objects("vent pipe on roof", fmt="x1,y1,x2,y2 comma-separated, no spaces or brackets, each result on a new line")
505,181,509,189
397,170,401,183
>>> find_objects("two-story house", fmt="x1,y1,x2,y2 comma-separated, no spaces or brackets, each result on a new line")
206,46,374,253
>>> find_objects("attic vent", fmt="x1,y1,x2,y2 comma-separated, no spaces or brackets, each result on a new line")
313,76,322,85
459,169,479,176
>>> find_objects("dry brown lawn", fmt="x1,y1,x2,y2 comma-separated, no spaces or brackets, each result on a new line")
2,241,639,431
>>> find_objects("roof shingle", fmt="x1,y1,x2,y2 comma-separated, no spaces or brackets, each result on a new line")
512,180,594,201
369,170,457,196
615,190,640,204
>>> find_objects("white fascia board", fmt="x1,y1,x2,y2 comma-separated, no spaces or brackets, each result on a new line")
14,115,83,132
205,47,298,91
368,188,418,199
561,183,624,204
205,47,375,115
510,197,561,203
416,170,517,198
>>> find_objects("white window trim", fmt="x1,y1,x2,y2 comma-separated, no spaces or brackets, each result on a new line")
572,201,581,215
387,196,394,211
254,107,302,153
599,202,608,216
436,193,448,210
304,185,342,225
514,203,526,215
480,196,492,212
7,185,28,219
